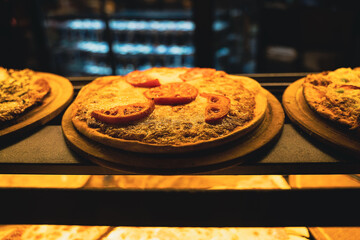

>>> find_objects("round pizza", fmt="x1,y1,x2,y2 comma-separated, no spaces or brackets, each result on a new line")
0,67,50,126
303,67,360,130
71,67,268,153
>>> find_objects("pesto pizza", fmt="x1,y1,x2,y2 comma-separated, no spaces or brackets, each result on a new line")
303,67,360,131
0,67,50,126
71,67,268,153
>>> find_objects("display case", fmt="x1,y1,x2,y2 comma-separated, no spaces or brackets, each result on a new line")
1,73,359,227
0,0,359,234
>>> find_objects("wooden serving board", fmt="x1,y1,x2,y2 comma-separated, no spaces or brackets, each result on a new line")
62,90,284,174
0,73,73,141
282,79,360,156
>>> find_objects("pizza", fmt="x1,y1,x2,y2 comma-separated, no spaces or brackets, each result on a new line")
103,227,290,240
0,175,90,188
0,68,50,126
71,67,268,153
0,225,110,240
0,225,296,240
302,67,360,131
109,175,290,190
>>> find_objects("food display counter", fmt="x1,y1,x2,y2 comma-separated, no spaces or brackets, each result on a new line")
0,73,359,228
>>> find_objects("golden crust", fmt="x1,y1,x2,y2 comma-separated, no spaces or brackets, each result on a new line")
71,68,268,153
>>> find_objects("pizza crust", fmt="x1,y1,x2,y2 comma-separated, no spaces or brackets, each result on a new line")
71,69,268,153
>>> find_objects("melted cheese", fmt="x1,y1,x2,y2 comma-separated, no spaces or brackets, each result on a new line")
145,67,187,84
327,67,360,86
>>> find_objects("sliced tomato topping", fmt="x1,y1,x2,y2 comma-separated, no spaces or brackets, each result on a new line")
200,92,230,106
204,105,230,124
91,100,155,124
179,68,217,81
125,70,160,88
144,82,198,105
200,92,231,124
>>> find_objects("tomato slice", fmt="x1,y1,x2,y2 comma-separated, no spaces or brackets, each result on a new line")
200,92,230,124
204,105,230,124
125,70,160,88
144,82,198,105
91,100,155,124
200,92,230,106
179,68,223,82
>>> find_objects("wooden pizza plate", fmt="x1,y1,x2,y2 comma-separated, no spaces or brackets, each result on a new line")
289,175,360,240
0,72,73,141
282,79,360,157
62,89,284,174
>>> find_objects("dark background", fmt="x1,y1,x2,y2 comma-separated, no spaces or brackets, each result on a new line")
0,0,359,76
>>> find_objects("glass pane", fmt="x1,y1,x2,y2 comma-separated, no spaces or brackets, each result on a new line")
109,0,194,75
42,0,194,76
213,0,258,74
